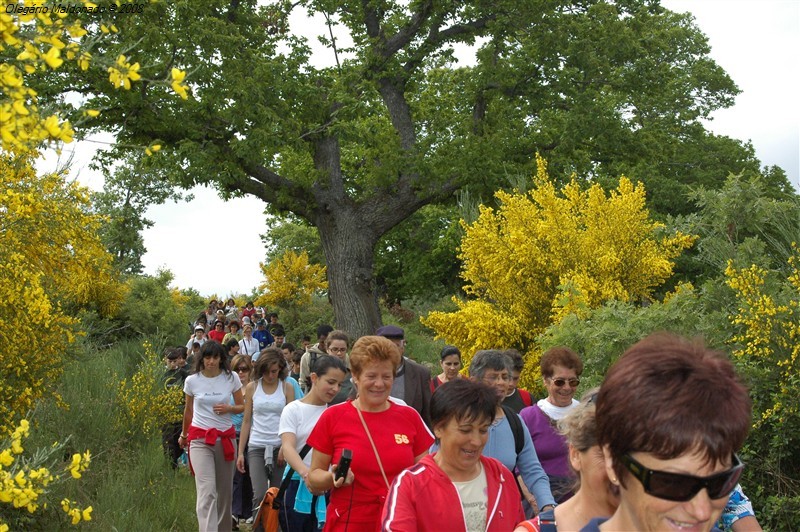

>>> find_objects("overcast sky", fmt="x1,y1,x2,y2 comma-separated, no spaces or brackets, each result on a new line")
51,0,799,297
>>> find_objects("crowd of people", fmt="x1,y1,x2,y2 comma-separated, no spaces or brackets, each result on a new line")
162,299,762,532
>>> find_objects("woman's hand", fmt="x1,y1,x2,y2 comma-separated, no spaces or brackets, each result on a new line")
331,464,355,489
178,435,188,449
212,402,228,415
236,454,246,474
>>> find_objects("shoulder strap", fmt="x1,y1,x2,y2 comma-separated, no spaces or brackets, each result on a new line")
273,443,312,507
502,405,525,456
356,404,390,489
539,508,557,532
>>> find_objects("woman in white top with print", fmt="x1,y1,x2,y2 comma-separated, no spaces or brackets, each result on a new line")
237,347,295,515
238,323,260,358
278,354,347,531
180,341,244,532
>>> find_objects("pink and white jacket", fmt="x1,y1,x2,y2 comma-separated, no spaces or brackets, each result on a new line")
381,453,524,532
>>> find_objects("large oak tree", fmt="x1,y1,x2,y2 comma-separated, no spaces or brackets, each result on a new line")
60,0,779,335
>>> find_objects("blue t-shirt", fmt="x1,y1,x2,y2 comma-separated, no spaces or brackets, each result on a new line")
253,329,274,350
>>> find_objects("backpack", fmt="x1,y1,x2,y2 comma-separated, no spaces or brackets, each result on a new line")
252,444,312,532
503,405,528,501
502,405,525,456
519,388,533,407
252,486,280,532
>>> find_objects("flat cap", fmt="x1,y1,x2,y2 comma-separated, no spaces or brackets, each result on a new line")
375,325,404,339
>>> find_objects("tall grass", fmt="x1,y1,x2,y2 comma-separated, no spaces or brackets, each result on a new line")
26,338,196,531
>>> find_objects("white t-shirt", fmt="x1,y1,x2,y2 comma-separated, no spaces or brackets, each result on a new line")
278,401,327,469
536,398,579,420
240,336,260,357
186,336,207,350
452,463,488,532
184,371,242,431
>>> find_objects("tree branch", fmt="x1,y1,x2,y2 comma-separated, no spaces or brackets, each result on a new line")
235,159,313,220
361,0,382,40
383,0,435,57
377,77,416,151
403,14,495,73
360,171,460,235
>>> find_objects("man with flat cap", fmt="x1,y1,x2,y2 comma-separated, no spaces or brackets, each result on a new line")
376,325,432,427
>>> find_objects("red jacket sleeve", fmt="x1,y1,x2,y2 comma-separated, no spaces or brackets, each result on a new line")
381,468,419,531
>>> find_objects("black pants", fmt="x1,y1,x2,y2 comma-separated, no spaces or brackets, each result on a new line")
233,440,253,519
160,421,183,469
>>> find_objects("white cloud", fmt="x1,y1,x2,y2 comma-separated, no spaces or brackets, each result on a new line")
663,0,799,186
139,186,270,298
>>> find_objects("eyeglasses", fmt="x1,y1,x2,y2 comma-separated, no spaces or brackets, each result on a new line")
549,377,580,387
236,366,250,372
620,453,744,502
328,347,347,354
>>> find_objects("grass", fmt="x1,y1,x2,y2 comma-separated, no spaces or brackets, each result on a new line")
23,338,197,531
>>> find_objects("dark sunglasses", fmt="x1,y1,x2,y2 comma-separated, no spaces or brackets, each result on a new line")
236,366,250,372
550,377,580,387
620,453,743,502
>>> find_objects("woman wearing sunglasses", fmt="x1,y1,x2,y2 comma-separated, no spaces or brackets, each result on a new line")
587,333,751,532
520,346,583,503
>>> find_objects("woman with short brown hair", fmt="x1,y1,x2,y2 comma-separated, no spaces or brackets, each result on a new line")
587,333,751,531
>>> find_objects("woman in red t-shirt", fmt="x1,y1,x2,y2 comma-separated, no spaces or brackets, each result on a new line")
307,335,434,531
207,319,227,343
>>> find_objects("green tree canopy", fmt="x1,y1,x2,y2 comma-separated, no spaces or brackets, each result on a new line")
55,0,783,335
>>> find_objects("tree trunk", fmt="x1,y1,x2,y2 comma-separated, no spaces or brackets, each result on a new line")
316,211,383,338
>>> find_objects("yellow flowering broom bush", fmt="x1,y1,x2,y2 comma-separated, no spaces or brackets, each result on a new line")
2,0,192,436
0,154,127,434
0,420,92,529
1,0,189,154
256,250,328,309
423,156,696,388
255,250,328,325
725,247,800,503
116,342,184,438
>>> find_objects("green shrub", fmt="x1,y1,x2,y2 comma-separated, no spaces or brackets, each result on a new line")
25,339,196,531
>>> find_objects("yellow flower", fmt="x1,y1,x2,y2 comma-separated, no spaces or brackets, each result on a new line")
0,65,24,87
170,68,189,99
77,51,91,71
0,449,13,466
82,506,93,521
11,438,23,454
84,109,100,117
108,55,142,90
44,47,63,69
43,115,62,137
